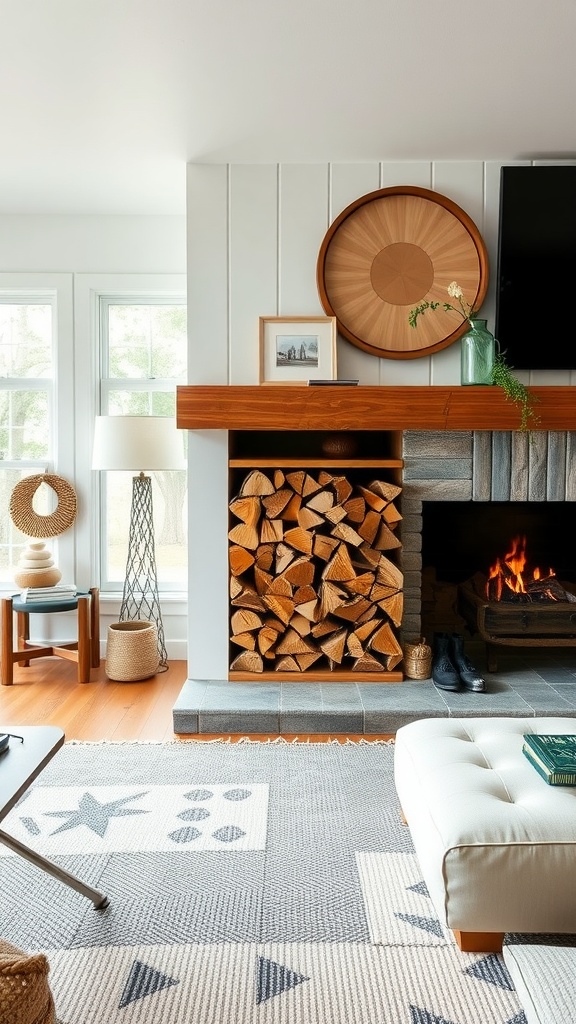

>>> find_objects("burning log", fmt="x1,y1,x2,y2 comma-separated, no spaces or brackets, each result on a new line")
229,470,404,675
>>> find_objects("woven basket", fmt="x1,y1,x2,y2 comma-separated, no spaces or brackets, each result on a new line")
402,636,432,680
106,621,159,682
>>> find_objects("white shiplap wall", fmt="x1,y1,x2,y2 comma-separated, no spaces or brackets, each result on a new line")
184,160,575,679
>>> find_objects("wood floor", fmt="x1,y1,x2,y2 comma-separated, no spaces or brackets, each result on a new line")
0,659,188,742
0,659,392,744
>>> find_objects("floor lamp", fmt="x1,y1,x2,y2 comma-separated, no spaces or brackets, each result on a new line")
92,416,186,670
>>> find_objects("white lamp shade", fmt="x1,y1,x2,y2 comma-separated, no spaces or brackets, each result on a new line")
92,416,186,472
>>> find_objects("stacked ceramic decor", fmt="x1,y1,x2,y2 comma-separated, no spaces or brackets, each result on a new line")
13,542,62,589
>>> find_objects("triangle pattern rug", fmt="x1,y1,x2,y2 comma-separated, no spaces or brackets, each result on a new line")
0,737,550,1023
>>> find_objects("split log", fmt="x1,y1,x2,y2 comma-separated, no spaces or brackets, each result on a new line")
319,628,347,664
228,522,259,550
357,510,381,545
255,544,275,570
368,479,402,502
331,522,364,547
230,546,256,576
343,496,366,523
345,571,376,596
258,625,280,656
306,490,334,513
230,650,264,673
324,504,348,525
275,543,296,573
240,470,275,496
322,543,356,582
276,629,317,656
283,556,315,587
298,506,325,531
231,631,256,651
229,495,261,525
254,566,274,595
262,488,293,518
284,526,313,556
313,534,340,561
352,652,384,672
230,585,266,612
260,519,284,543
333,596,372,622
275,655,300,671
231,609,262,634
263,593,295,625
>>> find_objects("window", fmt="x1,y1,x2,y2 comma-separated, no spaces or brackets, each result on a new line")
98,297,188,592
0,294,56,583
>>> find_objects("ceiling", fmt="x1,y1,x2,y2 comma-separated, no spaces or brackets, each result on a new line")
1,0,574,215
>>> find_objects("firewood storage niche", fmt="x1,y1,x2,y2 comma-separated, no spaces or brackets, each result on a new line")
227,430,404,681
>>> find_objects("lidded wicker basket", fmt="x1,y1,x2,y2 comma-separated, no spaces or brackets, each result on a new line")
106,621,159,682
402,636,432,680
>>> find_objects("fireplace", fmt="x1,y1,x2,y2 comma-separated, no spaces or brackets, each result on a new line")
401,431,576,668
176,385,576,683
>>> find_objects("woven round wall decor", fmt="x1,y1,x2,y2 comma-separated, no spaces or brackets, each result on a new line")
9,473,78,538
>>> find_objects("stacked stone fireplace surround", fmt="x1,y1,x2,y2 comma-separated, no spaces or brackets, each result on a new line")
399,429,576,645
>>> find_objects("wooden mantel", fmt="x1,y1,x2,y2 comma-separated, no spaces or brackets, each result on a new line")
177,385,576,432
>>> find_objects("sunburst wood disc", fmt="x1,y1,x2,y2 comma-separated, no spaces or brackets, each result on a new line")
317,186,489,359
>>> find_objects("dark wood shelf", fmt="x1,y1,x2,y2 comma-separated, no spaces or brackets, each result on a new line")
178,385,576,432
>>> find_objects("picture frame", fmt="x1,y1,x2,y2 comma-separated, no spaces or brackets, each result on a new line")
259,315,337,384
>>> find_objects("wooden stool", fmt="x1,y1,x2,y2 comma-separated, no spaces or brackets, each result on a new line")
1,588,100,685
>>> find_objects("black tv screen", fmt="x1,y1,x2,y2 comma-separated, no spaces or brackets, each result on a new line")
495,165,576,370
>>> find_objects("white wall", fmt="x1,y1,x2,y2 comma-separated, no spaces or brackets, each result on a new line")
0,214,188,658
184,159,576,678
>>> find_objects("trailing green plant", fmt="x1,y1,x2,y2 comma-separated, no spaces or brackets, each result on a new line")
408,281,540,431
491,351,539,432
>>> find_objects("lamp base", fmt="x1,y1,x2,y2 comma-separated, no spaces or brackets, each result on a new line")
120,474,168,670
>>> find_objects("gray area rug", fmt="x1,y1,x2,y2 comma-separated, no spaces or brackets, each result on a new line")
1,739,528,1023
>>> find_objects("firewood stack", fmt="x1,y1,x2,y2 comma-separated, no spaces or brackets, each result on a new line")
228,468,404,676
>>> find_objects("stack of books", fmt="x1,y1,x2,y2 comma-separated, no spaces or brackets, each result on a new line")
19,584,77,603
522,733,576,786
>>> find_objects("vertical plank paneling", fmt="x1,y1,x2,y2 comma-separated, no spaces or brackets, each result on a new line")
527,431,548,500
279,164,329,314
432,161,485,234
380,162,432,190
510,431,529,500
330,162,381,220
566,433,576,500
473,432,492,500
186,164,229,384
492,432,511,500
229,164,278,384
329,162,382,383
547,432,567,500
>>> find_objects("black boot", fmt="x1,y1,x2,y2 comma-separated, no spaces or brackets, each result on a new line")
432,633,461,691
450,634,486,692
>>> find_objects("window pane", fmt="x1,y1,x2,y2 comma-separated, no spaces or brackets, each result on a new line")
107,304,187,380
106,391,176,417
0,390,50,459
104,470,187,587
0,469,57,583
0,304,52,378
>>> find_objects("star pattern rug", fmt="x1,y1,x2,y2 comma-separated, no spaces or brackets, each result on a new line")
0,739,535,1023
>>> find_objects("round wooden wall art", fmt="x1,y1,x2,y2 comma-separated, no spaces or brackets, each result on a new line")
316,185,489,359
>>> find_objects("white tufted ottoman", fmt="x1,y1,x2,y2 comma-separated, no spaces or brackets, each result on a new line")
394,717,576,953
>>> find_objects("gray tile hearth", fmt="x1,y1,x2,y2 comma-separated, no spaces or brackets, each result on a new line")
172,645,576,736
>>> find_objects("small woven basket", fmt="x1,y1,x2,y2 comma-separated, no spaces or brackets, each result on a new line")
402,636,432,680
106,621,159,682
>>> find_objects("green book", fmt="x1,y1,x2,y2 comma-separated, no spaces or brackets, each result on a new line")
523,734,576,786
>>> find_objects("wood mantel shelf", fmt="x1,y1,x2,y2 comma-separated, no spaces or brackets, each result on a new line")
177,385,576,432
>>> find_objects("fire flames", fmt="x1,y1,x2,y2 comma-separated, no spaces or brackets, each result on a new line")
486,536,558,602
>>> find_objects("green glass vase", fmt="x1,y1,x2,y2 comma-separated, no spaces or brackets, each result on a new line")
460,318,496,385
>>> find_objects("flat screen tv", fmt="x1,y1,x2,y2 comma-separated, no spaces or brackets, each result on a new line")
495,165,576,370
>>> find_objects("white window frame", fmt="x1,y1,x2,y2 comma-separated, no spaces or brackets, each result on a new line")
73,274,187,598
0,274,74,591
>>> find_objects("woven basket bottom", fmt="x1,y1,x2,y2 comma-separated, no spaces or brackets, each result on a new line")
106,621,159,682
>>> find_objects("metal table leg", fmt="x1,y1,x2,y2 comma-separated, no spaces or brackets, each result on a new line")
0,828,109,909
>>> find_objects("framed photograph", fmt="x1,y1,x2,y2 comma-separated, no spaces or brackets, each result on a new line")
259,316,337,384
